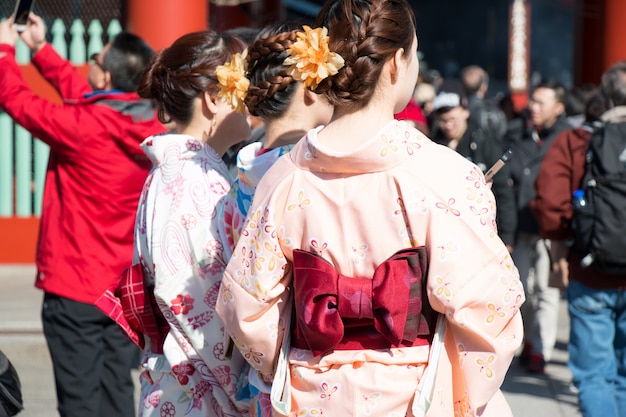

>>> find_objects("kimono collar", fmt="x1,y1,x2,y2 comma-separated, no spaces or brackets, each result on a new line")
140,133,224,169
291,120,430,174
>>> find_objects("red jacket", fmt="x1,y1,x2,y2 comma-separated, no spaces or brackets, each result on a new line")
531,125,626,288
0,43,166,303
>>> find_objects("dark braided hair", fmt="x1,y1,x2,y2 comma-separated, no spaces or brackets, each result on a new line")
314,0,416,112
244,25,301,120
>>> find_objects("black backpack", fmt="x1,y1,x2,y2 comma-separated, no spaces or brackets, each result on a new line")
571,121,626,274
0,350,23,417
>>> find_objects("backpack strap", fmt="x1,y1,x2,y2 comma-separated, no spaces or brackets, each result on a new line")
581,121,604,190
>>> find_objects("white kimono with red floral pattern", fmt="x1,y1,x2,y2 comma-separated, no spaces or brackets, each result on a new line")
134,133,248,417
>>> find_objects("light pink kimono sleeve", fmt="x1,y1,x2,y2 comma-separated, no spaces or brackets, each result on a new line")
411,157,524,415
216,163,294,378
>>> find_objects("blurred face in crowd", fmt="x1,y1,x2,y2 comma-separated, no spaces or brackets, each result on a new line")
437,106,469,142
88,44,110,91
529,87,564,128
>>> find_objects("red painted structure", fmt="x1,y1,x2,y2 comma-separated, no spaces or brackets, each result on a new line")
209,0,284,32
125,0,208,51
574,0,626,86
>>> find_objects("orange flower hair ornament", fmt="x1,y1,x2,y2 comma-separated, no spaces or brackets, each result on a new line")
215,50,250,113
283,25,345,91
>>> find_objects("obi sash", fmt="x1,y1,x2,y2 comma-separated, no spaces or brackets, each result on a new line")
291,247,436,357
95,263,169,354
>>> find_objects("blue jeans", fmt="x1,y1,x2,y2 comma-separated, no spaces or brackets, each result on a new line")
567,280,626,417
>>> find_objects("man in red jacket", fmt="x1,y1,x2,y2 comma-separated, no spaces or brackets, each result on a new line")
0,14,165,417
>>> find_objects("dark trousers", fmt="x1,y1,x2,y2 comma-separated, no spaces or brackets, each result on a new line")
41,293,138,417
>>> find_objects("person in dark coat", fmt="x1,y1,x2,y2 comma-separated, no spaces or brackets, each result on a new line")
531,68,626,417
503,79,572,374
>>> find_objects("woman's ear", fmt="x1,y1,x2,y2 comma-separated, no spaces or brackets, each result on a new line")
389,48,405,83
302,85,317,106
203,91,219,115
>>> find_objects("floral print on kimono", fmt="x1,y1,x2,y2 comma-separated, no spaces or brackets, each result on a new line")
134,133,249,417
217,121,524,417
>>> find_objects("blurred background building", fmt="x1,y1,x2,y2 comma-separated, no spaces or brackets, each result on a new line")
0,0,612,90
0,0,615,90
0,0,623,263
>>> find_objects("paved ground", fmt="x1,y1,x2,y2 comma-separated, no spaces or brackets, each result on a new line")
0,264,581,417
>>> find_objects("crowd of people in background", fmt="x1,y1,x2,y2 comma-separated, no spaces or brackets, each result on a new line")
1,0,625,417
414,53,626,417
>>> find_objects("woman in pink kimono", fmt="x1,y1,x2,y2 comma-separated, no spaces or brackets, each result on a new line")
217,24,334,416
218,24,333,260
216,1,525,416
128,31,251,417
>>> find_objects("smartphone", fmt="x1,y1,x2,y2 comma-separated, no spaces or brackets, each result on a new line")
13,0,34,32
484,148,513,183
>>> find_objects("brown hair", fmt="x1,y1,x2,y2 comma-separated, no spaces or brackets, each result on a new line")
314,0,416,111
602,61,626,108
244,25,300,119
138,31,247,125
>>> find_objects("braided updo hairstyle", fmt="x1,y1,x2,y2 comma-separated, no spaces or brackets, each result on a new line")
138,31,247,125
314,0,416,112
244,24,301,120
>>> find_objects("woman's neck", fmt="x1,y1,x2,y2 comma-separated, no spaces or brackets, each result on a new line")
317,104,394,153
178,124,229,157
263,119,308,150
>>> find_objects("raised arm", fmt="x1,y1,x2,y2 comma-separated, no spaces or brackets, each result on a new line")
20,13,91,99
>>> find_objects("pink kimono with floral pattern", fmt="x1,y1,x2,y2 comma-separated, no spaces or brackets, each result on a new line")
216,121,524,417
134,134,248,417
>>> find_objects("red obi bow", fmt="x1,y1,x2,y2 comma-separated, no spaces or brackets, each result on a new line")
96,263,169,353
292,247,430,356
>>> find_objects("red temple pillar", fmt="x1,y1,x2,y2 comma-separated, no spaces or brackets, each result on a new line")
603,0,626,70
574,0,604,85
124,0,208,51
210,0,284,32
575,0,626,86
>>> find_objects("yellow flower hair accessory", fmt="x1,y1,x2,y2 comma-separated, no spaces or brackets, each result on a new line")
216,50,250,113
283,25,345,90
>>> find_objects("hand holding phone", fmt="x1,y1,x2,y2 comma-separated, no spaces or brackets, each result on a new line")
484,148,513,183
13,0,35,33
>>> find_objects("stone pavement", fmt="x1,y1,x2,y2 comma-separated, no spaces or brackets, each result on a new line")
0,264,581,417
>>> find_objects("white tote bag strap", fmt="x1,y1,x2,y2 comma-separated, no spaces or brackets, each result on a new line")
271,325,292,417
412,314,446,417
